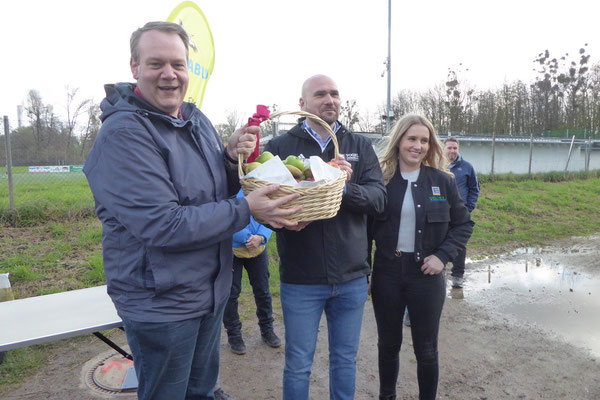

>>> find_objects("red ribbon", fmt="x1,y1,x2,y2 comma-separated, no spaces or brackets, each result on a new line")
246,105,270,163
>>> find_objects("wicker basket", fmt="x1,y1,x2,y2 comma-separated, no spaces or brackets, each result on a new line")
238,110,346,222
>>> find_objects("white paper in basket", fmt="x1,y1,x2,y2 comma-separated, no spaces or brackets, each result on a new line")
241,155,343,187
242,156,297,185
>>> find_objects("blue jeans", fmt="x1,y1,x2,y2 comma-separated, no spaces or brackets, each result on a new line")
121,301,226,400
223,250,274,337
280,277,368,400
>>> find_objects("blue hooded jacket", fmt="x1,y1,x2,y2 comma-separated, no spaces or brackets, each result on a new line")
448,154,480,212
83,83,250,323
232,190,272,249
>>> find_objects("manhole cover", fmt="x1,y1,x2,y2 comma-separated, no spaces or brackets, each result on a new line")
84,352,137,396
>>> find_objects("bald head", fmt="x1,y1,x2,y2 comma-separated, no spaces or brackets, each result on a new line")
299,74,340,126
301,75,336,97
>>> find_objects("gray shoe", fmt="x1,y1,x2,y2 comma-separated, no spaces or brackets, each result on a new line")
214,387,235,400
451,275,464,288
403,309,411,327
228,336,246,355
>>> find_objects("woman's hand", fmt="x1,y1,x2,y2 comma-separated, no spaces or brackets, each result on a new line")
421,255,444,275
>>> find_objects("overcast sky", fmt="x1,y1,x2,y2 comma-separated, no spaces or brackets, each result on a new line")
0,0,597,128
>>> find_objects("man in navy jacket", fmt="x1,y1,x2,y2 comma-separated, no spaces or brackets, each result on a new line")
83,21,299,400
444,137,480,288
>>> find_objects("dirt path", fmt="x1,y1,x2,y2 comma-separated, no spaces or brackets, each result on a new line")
2,236,599,399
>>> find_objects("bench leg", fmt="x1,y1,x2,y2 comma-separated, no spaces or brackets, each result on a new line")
93,332,133,360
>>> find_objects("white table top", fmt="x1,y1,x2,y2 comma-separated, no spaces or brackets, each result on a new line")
0,285,122,351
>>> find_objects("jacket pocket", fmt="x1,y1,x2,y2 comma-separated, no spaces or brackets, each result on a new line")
145,249,173,295
426,203,450,223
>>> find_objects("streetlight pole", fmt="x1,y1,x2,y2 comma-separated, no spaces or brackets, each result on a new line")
385,0,392,133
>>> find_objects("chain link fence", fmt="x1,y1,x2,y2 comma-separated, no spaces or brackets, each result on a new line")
1,116,94,225
2,114,599,224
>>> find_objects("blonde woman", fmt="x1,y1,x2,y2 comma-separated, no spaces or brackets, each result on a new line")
370,114,474,400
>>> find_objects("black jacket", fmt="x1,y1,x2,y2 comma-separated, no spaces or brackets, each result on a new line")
265,122,386,284
371,166,474,266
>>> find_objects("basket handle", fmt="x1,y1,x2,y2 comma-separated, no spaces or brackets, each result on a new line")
237,110,339,177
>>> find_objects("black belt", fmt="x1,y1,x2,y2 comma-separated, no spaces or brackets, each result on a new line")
395,250,414,257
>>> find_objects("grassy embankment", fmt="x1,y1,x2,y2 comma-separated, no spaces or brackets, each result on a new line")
0,171,599,391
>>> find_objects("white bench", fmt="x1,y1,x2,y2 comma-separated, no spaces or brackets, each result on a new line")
0,285,139,391
0,285,124,352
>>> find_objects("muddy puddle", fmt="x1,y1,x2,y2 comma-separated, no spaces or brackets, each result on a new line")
451,238,600,357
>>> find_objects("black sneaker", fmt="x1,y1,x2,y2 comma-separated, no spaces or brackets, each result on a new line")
214,387,235,400
261,330,282,348
228,336,246,355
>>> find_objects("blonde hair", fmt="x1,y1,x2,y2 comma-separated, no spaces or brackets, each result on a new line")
380,114,450,185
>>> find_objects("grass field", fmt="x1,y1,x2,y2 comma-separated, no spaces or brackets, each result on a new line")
0,172,94,226
0,172,599,392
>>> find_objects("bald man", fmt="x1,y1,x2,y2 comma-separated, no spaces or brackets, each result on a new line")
266,75,386,400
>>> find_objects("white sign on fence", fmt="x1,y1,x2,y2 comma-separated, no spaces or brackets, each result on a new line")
28,166,70,173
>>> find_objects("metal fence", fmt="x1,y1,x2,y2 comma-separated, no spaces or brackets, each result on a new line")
2,114,600,213
1,116,92,214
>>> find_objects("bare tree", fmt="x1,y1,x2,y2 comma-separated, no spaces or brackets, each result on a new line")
444,65,473,134
80,102,101,158
260,103,279,137
64,87,90,161
357,110,379,133
557,44,590,128
340,100,360,131
25,90,45,153
214,110,241,142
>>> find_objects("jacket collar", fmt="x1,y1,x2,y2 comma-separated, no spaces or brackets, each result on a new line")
101,82,196,127
289,119,347,136
448,154,463,169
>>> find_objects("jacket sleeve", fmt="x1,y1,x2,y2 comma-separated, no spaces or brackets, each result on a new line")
256,222,273,242
224,152,242,197
466,165,480,212
84,125,251,252
232,224,253,247
341,139,386,216
433,177,475,264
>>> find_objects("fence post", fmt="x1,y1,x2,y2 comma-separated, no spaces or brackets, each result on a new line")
585,135,591,172
528,132,533,177
490,131,496,180
564,135,576,178
3,116,15,210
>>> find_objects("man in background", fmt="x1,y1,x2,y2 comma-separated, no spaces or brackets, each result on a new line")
444,137,480,288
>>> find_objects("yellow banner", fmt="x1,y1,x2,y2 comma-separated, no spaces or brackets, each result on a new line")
167,1,215,109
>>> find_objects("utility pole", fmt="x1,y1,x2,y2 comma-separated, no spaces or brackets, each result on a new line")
385,0,392,133
3,116,15,210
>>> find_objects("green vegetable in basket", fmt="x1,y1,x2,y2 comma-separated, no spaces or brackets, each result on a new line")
284,155,305,171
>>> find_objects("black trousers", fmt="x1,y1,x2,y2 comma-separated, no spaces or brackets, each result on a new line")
450,246,467,278
223,250,274,337
371,253,446,400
